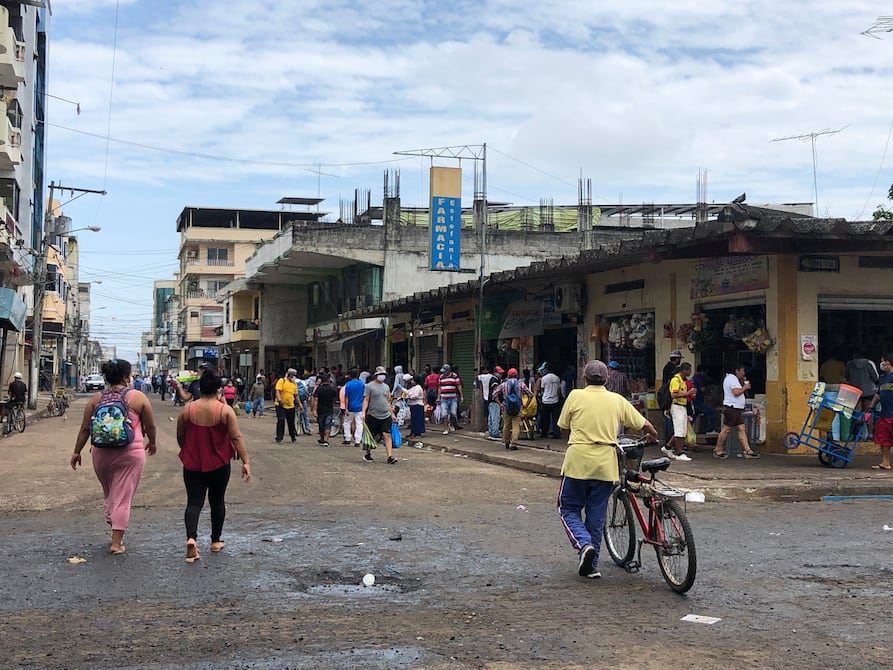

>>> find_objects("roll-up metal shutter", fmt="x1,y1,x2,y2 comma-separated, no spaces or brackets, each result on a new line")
417,335,441,371
447,330,475,414
818,295,893,311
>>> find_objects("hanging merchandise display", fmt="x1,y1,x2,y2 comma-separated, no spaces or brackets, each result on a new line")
600,312,656,396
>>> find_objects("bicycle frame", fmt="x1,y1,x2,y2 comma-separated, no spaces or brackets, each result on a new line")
619,470,685,570
604,436,697,593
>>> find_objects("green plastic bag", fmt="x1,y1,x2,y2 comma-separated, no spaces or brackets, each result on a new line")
361,423,377,450
685,420,697,446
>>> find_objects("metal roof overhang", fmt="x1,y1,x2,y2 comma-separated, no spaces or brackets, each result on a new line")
326,329,380,353
344,213,893,320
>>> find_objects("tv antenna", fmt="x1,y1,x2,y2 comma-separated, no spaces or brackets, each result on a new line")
862,16,893,39
771,126,847,214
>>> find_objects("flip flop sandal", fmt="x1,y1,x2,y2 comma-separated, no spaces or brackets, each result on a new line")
871,464,892,470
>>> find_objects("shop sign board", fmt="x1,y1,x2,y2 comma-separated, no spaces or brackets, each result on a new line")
429,166,462,271
498,301,544,338
691,255,769,299
798,255,839,272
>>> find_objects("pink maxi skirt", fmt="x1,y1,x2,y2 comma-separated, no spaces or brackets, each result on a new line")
91,441,146,531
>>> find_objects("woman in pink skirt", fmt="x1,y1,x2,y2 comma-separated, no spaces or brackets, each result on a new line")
71,359,157,555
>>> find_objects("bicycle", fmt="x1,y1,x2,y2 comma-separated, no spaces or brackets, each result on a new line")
330,409,342,437
0,399,26,436
603,435,697,593
47,390,70,417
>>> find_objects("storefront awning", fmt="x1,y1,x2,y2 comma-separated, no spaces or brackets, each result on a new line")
0,287,27,332
326,329,380,354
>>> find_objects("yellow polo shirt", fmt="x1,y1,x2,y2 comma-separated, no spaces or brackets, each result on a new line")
669,373,688,405
275,378,298,409
557,385,646,481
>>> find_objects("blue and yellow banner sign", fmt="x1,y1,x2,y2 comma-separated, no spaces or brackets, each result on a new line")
429,166,461,271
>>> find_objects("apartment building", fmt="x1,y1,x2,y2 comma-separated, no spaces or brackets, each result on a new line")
172,206,315,371
0,1,48,385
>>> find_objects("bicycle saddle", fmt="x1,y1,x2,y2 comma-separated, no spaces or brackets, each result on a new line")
640,457,671,473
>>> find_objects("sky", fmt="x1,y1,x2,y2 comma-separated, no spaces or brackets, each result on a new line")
46,0,893,360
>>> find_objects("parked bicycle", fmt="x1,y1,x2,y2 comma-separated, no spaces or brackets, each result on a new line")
330,409,342,437
0,399,26,436
47,390,70,417
603,435,697,593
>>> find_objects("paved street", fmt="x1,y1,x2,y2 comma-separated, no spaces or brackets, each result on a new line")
0,396,890,669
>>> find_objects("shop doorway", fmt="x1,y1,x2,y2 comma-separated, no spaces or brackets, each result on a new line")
536,326,576,378
697,305,767,395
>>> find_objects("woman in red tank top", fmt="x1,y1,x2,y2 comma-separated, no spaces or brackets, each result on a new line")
176,370,251,563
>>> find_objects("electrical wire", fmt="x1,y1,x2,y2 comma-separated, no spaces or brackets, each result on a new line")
102,0,120,192
855,118,893,219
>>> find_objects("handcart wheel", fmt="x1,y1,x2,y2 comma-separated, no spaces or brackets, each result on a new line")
817,450,832,467
827,443,850,469
784,432,801,450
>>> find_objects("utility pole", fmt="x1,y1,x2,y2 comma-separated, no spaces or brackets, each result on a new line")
29,181,105,409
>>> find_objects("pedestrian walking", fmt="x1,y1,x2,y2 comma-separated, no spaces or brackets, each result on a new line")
436,364,463,434
311,374,338,447
713,363,760,459
176,369,250,563
362,366,398,464
868,354,893,471
661,361,696,462
70,359,157,556
342,368,366,447
404,374,426,438
248,374,266,416
534,362,563,439
274,368,302,443
492,368,533,450
604,360,631,398
557,360,658,579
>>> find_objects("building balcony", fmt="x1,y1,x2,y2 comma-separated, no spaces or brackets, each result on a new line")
0,116,22,170
214,318,260,345
0,9,25,87
182,257,236,274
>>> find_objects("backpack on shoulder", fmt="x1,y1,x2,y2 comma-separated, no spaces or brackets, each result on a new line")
657,382,673,412
504,380,522,416
90,388,135,448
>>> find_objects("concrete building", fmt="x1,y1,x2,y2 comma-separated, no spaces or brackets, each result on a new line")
0,1,48,386
150,279,175,373
350,202,893,455
172,205,319,372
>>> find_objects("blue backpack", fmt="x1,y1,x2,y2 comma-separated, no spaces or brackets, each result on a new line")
504,380,522,416
90,388,135,448
296,379,309,402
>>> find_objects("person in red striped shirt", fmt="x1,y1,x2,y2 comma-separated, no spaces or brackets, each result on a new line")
436,364,464,435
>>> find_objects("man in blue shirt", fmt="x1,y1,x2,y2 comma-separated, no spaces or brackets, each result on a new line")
342,368,367,447
868,354,893,470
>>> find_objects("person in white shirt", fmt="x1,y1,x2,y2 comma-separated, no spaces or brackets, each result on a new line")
534,362,563,439
714,364,759,459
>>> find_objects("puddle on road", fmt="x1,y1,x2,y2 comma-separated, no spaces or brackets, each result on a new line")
305,583,404,597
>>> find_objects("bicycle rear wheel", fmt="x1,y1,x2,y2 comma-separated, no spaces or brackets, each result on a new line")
653,500,696,593
330,412,342,436
13,407,25,433
603,490,636,566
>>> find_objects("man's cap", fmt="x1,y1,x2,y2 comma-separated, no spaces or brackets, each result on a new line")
13,371,22,378
493,366,504,374
374,365,387,375
199,361,212,369
608,361,620,369
256,374,263,379
507,368,519,377
287,367,297,375
669,349,684,359
440,364,451,373
403,373,413,381
583,360,608,380
537,362,549,373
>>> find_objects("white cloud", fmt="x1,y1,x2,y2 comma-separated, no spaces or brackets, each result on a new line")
44,0,893,355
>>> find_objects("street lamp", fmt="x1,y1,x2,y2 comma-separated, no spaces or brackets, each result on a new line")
28,221,101,408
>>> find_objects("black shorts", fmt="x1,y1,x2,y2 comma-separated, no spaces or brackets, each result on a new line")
365,414,391,440
722,406,744,427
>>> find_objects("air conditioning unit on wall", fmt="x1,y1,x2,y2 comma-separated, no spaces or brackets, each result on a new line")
185,249,198,259
553,284,581,313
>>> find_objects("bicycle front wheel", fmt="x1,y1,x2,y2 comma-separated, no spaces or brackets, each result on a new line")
13,407,25,433
603,490,636,566
330,413,342,436
653,500,697,593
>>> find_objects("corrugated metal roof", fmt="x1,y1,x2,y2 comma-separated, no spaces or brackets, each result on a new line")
347,207,893,319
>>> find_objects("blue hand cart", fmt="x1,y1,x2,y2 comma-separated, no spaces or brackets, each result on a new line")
784,382,868,468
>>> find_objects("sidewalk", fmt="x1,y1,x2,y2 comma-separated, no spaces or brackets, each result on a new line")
412,426,893,502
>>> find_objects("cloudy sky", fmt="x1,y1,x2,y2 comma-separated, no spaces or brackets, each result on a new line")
47,0,893,360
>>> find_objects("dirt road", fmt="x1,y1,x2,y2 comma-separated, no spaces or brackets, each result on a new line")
0,397,888,669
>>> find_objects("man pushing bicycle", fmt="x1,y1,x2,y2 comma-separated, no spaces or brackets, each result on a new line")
557,360,659,579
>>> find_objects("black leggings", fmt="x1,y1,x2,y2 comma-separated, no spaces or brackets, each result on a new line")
183,464,231,542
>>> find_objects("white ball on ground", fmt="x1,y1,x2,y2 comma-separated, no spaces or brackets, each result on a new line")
362,573,375,587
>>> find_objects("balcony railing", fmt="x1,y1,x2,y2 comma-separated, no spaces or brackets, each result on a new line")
184,257,235,267
233,319,259,331
0,117,21,170
186,290,216,299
